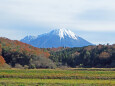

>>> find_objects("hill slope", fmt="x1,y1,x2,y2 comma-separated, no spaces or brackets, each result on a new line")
49,44,115,68
0,37,55,68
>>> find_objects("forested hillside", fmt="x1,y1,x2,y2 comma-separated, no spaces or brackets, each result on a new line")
0,37,55,69
0,37,115,69
49,44,115,68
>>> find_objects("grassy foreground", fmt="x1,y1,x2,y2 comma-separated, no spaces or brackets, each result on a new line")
0,68,115,86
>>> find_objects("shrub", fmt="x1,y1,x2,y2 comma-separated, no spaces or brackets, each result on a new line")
15,64,24,69
30,55,56,69
24,65,29,69
0,63,11,69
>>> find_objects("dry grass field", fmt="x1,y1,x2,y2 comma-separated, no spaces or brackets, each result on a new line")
0,68,115,86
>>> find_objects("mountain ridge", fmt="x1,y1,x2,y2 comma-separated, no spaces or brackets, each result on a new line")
21,29,93,48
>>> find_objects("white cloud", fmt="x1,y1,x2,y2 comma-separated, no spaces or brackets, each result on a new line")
0,28,27,40
0,0,115,32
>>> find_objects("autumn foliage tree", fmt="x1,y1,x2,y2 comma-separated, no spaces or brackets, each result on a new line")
99,52,110,59
0,56,5,65
0,44,5,66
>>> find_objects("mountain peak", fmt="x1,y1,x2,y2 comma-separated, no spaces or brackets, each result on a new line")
21,35,37,42
21,28,93,48
50,28,78,40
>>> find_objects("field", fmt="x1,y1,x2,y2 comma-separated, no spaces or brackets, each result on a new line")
0,68,115,86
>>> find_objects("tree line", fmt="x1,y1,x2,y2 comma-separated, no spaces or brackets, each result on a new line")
49,44,115,68
0,37,115,69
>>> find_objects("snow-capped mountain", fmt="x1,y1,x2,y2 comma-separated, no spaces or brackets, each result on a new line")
21,29,93,48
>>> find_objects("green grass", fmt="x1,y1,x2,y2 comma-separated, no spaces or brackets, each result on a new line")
0,78,114,86
0,68,115,86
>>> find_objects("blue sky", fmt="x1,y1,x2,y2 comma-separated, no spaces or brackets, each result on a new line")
0,0,115,44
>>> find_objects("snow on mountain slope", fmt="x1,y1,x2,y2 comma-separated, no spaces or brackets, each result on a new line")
49,28,78,40
21,35,37,43
21,29,93,48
